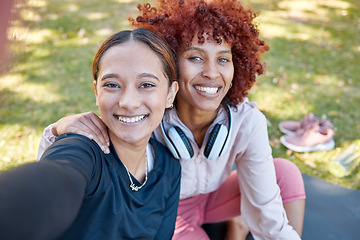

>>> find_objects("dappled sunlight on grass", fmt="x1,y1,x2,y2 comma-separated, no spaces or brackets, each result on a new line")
26,0,47,7
67,3,79,12
260,21,331,41
258,23,288,39
20,8,42,22
258,0,352,43
251,83,316,119
312,74,345,86
8,26,29,42
0,74,63,103
87,12,107,20
278,0,352,16
0,124,42,170
95,28,115,37
277,0,352,22
24,29,55,44
251,0,360,185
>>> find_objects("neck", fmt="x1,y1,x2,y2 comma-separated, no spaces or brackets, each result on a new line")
175,99,219,147
110,133,149,182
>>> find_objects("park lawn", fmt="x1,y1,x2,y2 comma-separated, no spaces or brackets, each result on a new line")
1,0,359,189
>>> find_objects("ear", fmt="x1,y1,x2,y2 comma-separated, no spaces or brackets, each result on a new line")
166,81,178,108
93,80,99,106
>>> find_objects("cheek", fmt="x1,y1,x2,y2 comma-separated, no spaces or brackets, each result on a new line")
154,93,168,107
149,92,168,112
178,62,194,83
96,94,113,112
226,66,235,82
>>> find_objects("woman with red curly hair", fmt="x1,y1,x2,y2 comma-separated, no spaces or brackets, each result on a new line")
38,0,305,239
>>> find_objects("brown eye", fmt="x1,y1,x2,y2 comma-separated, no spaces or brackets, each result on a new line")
189,56,202,62
218,57,230,63
140,83,155,89
104,83,119,88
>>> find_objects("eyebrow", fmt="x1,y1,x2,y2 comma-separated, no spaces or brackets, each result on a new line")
100,73,160,82
185,46,232,55
139,73,160,82
101,73,119,81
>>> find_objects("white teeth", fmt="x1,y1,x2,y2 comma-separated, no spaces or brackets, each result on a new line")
117,115,145,123
195,86,219,94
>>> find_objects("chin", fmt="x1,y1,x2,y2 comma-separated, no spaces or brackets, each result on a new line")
118,132,151,144
194,101,222,112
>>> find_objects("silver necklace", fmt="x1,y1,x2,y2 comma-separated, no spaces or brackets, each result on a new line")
124,151,148,191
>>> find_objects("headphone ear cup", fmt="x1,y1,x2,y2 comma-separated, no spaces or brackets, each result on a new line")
167,126,194,160
204,124,228,159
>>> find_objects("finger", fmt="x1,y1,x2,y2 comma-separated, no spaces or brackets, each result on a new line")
54,112,110,154
89,115,109,146
70,122,109,154
77,114,109,154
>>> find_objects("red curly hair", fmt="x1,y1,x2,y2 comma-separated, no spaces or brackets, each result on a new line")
129,0,269,105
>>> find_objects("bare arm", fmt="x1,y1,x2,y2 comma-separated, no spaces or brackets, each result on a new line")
38,112,110,160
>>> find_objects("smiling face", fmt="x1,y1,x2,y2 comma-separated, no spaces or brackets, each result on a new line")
176,35,234,112
94,40,177,145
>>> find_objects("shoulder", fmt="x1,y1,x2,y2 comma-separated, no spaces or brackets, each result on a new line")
55,132,98,145
41,133,103,170
49,133,102,153
40,133,106,190
231,99,267,127
228,100,269,148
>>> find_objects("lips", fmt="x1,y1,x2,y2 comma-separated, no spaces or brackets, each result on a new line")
194,85,219,94
115,115,147,123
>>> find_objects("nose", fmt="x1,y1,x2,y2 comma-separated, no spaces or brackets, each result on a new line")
201,59,220,80
118,87,141,109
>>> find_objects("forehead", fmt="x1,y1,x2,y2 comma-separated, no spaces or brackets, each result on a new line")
99,41,164,74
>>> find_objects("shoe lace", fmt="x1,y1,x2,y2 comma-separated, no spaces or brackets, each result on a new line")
296,118,334,137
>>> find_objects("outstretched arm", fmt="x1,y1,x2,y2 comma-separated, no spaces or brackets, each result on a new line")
0,161,87,240
37,112,110,160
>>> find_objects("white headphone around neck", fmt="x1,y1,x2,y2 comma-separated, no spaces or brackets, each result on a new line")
160,105,231,160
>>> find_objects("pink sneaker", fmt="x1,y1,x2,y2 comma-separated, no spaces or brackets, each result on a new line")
279,113,317,135
280,120,335,152
279,113,333,135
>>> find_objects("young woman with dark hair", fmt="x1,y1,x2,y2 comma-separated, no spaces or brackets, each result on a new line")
0,28,180,240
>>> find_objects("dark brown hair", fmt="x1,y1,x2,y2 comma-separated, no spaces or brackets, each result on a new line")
130,0,269,105
92,28,177,86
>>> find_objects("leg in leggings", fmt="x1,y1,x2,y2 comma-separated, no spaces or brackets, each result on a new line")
173,158,306,239
173,194,211,240
172,173,242,240
274,158,305,237
220,158,306,238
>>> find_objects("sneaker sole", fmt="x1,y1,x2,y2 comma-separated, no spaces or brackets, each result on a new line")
280,136,335,152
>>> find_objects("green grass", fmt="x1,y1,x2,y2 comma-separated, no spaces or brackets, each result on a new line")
1,0,359,189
